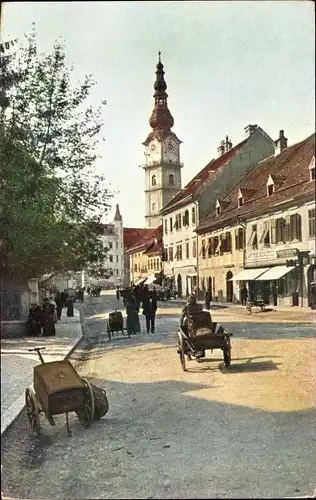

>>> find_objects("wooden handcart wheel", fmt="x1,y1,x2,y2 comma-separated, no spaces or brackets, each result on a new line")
25,387,41,437
77,378,95,428
177,331,186,372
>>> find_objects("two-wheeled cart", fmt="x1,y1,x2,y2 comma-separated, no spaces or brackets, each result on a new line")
25,347,105,438
177,311,233,372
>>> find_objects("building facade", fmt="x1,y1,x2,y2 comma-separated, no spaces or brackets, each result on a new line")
99,204,124,287
128,226,163,285
162,125,275,297
196,132,315,307
141,53,183,228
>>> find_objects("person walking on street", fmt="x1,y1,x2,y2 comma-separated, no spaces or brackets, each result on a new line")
205,289,211,310
126,295,141,335
142,286,157,334
67,296,74,317
55,292,63,320
41,298,56,336
116,286,120,301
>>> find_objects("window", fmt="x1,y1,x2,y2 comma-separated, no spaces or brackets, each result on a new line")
116,255,119,262
283,215,291,241
290,213,302,241
201,240,206,258
260,221,270,247
192,207,196,224
238,195,244,207
267,184,274,196
271,219,276,244
108,242,113,249
276,218,285,243
311,168,315,181
309,209,315,237
168,247,173,261
235,228,244,250
192,240,197,258
164,219,168,234
134,264,137,272
174,214,182,230
152,203,156,211
216,206,221,216
183,209,189,226
116,242,118,249
186,241,190,259
152,175,157,186
169,174,174,185
176,244,182,261
162,248,168,261
109,255,113,262
248,225,258,250
169,217,173,232
207,238,212,257
223,232,232,252
213,236,219,255
215,236,222,254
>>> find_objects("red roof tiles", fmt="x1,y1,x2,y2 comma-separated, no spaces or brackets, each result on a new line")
161,137,249,213
127,225,162,254
196,133,315,233
123,228,155,251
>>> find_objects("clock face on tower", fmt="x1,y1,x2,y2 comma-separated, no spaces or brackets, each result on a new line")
168,142,174,151
150,143,156,151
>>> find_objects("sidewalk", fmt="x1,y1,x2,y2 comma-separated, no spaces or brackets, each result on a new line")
1,309,83,435
169,297,315,314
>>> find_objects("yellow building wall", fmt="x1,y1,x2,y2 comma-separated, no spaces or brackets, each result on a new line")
198,225,244,302
129,252,162,283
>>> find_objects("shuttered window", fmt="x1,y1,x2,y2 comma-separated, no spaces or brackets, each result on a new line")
271,219,276,244
192,240,197,258
207,238,212,257
290,213,302,241
276,218,285,243
235,229,239,250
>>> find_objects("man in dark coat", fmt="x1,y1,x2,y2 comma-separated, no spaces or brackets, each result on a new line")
142,286,158,334
55,292,63,320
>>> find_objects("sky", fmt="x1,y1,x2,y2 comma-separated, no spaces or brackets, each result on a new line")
1,1,315,227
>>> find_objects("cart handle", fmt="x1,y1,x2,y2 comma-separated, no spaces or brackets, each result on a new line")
28,347,46,364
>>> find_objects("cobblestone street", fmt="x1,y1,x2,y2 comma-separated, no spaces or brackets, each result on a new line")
1,292,315,499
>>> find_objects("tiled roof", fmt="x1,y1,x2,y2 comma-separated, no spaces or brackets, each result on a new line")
161,136,249,213
123,228,155,250
196,133,315,233
127,225,162,254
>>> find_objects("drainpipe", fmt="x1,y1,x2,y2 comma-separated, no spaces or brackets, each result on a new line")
192,196,199,299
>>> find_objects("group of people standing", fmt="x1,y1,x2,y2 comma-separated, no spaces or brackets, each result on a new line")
26,290,74,337
117,285,158,335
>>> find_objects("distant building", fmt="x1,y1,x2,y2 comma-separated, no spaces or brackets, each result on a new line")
127,226,163,285
99,204,124,286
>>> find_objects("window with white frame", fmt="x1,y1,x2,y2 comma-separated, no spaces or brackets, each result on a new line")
168,247,174,261
309,156,315,182
238,189,244,207
186,241,189,259
260,221,270,247
192,239,197,258
248,224,258,249
267,175,275,196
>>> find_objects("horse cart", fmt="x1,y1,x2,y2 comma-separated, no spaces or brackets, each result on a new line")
107,309,126,340
25,347,109,438
177,310,233,371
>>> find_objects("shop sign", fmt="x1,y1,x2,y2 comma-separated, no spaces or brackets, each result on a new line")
276,248,298,259
247,249,276,261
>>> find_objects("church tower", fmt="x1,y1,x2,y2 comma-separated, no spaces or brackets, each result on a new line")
142,52,183,228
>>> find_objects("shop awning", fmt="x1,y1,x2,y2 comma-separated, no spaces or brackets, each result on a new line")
254,265,296,281
229,268,271,281
134,278,146,286
144,274,156,285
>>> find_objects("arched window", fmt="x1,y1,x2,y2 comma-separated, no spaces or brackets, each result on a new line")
168,174,174,185
152,175,157,186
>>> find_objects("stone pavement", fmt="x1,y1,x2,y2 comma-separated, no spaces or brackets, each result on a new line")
1,309,83,435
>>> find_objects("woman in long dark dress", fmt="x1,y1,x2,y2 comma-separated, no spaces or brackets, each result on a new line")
126,296,141,335
41,299,56,336
67,297,74,317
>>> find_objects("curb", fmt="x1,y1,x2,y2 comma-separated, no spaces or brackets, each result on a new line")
1,317,84,437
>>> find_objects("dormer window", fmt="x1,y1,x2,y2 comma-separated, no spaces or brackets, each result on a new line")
266,175,275,196
237,189,244,207
216,199,221,216
309,156,315,181
268,184,274,196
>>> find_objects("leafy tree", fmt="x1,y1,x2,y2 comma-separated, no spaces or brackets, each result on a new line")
0,29,112,282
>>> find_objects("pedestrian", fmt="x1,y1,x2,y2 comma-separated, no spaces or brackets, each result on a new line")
55,292,63,320
116,286,120,301
142,286,157,334
205,289,211,310
67,296,74,317
41,298,56,336
126,295,141,335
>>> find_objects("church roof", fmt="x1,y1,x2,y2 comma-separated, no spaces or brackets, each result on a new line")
113,204,122,221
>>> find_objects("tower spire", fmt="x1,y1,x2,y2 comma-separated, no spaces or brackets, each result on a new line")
114,203,122,222
149,52,174,132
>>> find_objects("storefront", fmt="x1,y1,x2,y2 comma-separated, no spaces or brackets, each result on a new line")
242,248,311,307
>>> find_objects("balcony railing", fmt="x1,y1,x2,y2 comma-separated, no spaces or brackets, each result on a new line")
139,160,184,169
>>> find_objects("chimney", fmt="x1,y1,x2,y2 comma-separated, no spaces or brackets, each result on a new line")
217,140,225,156
274,130,288,156
244,124,258,137
225,135,233,152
